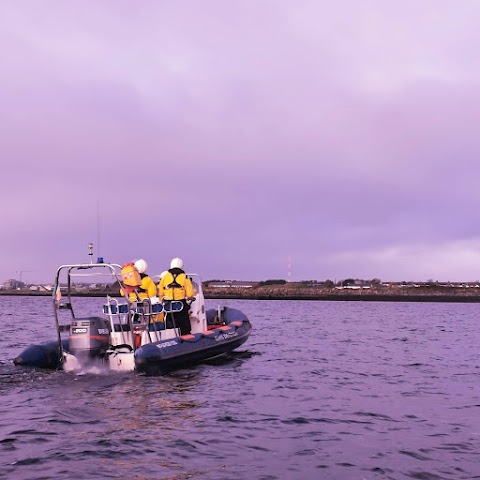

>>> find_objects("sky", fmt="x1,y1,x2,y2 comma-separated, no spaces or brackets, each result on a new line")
2,0,480,284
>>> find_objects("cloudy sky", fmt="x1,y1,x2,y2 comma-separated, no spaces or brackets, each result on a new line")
2,1,480,284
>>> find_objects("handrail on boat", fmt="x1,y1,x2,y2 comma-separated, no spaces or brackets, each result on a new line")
50,263,208,366
52,262,124,364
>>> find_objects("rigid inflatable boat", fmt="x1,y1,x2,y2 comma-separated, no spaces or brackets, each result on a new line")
14,261,252,374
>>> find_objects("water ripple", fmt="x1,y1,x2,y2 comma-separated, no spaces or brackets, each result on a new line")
2,298,480,479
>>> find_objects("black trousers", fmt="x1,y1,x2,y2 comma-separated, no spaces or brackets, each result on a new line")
165,300,191,335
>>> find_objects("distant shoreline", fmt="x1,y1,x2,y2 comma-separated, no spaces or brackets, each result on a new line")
1,286,480,303
203,286,480,303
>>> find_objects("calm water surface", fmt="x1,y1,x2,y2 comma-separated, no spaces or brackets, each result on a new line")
1,296,480,479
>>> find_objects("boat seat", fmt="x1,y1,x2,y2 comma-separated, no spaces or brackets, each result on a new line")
148,322,166,331
113,321,166,332
162,300,184,313
104,303,164,315
135,303,164,314
113,323,132,332
103,303,130,315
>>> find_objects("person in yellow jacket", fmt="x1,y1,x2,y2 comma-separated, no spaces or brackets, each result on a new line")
133,259,157,300
120,259,157,301
158,257,196,335
120,259,164,332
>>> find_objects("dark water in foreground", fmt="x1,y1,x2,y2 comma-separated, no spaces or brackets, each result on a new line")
1,297,480,479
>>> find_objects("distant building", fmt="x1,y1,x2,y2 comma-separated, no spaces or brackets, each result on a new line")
207,280,258,288
2,279,22,290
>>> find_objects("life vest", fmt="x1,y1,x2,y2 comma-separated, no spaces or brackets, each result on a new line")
119,263,142,299
121,263,141,287
159,269,195,300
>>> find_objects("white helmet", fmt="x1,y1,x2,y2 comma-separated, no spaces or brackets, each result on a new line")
170,257,184,269
134,259,148,274
160,270,169,278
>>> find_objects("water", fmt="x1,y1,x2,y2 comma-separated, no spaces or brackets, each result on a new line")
1,296,480,479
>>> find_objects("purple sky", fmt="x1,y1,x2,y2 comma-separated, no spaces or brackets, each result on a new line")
2,1,480,284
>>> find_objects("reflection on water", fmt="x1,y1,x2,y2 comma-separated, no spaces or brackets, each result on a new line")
1,296,480,479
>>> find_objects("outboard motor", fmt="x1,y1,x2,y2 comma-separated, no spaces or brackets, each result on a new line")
69,316,111,364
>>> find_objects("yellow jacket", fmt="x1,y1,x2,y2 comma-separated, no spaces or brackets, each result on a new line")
120,274,157,302
158,269,196,301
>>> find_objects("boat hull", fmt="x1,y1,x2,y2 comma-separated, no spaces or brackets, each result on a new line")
134,312,252,374
14,308,252,374
14,340,69,369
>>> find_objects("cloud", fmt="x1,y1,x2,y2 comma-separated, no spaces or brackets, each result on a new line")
2,1,480,282
323,240,480,282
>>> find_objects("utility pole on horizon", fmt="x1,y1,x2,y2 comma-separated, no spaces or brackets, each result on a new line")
16,270,33,284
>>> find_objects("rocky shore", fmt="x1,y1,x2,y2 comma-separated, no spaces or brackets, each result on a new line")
1,284,480,303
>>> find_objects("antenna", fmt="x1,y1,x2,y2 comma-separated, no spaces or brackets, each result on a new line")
88,243,94,263
95,200,104,263
96,199,101,260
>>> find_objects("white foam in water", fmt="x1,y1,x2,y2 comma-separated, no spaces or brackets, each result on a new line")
62,353,81,372
62,354,111,375
74,365,105,376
